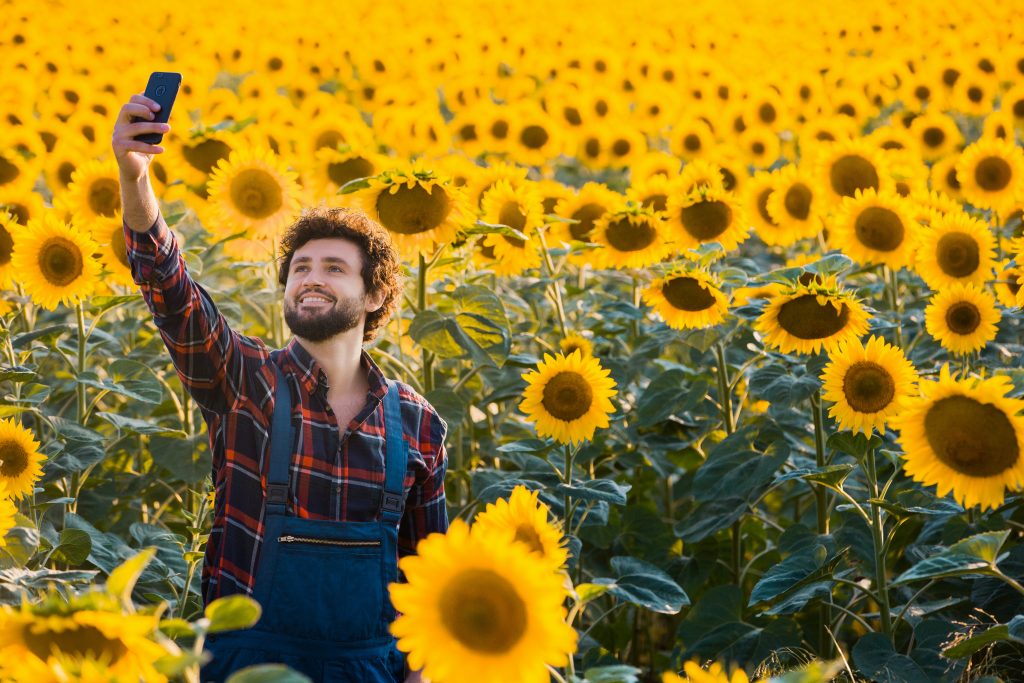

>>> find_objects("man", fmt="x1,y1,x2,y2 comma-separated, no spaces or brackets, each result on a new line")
113,93,446,682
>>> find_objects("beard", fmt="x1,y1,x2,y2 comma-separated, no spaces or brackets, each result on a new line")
283,293,365,343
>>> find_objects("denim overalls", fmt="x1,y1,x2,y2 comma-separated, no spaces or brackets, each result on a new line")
201,363,407,682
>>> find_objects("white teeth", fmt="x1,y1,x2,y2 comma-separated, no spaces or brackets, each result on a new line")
301,296,330,304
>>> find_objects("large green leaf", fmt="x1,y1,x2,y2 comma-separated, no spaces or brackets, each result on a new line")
592,556,689,614
408,285,510,366
96,411,187,436
150,434,213,485
106,547,157,605
943,615,1024,658
693,442,789,503
51,528,92,565
636,370,707,427
557,479,630,506
852,632,929,683
893,531,1010,585
226,665,311,683
76,371,161,404
675,497,747,543
749,544,827,606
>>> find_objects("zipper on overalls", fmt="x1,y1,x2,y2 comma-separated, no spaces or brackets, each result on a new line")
278,535,382,548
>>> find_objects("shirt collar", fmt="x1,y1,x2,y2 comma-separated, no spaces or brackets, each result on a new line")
283,337,388,401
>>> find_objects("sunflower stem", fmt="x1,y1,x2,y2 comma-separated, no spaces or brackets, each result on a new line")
811,389,832,658
631,275,641,341
418,254,434,393
563,443,576,528
68,301,90,514
536,226,569,339
866,447,893,638
884,266,903,349
714,342,743,583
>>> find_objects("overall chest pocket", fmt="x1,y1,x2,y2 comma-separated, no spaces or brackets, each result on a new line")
258,527,389,643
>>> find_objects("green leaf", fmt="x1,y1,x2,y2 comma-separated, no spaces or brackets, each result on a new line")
580,665,642,683
575,582,613,604
159,617,197,639
694,437,789,503
774,464,856,488
748,363,820,407
943,615,1024,658
749,545,827,605
557,479,630,506
96,411,187,436
12,325,70,349
226,665,312,683
464,220,529,241
87,295,138,314
826,432,882,458
76,371,161,404
106,547,157,605
893,531,1010,585
51,528,92,565
675,497,747,543
150,434,212,485
424,387,467,427
0,366,35,382
594,556,689,614
337,177,372,194
852,632,929,683
637,370,708,427
206,594,263,633
408,285,510,366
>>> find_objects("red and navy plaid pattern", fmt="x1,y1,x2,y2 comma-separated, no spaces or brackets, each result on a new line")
124,214,448,604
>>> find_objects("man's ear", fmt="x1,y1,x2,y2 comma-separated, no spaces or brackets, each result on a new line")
366,289,386,314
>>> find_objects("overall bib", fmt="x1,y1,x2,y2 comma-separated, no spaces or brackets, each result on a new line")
201,364,408,682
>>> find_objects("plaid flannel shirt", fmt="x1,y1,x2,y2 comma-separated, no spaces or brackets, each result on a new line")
124,213,448,604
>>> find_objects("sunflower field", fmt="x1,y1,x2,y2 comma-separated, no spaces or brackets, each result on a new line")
4,0,1024,681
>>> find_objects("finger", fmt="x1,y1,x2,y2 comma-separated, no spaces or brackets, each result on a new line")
120,103,155,123
123,122,171,135
128,94,161,111
119,140,165,155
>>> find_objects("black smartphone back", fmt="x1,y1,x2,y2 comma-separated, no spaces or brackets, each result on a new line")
132,71,181,145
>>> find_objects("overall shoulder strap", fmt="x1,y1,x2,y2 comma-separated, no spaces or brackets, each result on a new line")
380,379,408,525
267,362,293,516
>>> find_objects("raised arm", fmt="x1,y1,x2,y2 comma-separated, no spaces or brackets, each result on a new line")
113,92,264,414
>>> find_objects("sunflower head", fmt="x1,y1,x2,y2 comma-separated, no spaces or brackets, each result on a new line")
519,350,618,446
915,210,996,290
590,208,671,270
667,186,749,253
955,137,1024,216
9,211,102,311
206,144,303,243
833,188,917,269
894,365,1024,511
559,333,593,359
472,486,568,572
755,278,871,356
815,138,891,207
924,282,1001,355
642,269,729,330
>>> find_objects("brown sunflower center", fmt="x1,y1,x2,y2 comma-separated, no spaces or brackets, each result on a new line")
854,206,905,252
784,183,813,220
22,623,128,663
758,103,777,124
229,169,284,220
498,202,528,248
974,156,1012,192
181,139,232,175
440,569,528,654
604,218,656,252
683,134,702,152
569,203,606,241
945,301,981,335
757,189,777,226
520,125,549,150
0,157,20,186
829,154,880,198
491,120,509,140
0,224,13,266
57,161,76,189
110,224,129,269
327,157,374,188
542,371,594,421
513,524,546,555
642,194,668,213
679,199,732,240
37,236,83,287
661,277,716,311
314,130,344,150
0,438,28,477
936,232,980,278
776,295,851,340
924,395,1019,477
87,178,121,218
842,361,896,413
922,127,945,149
376,184,450,235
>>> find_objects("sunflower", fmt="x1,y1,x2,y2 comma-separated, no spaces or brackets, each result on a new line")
667,186,749,253
559,333,593,359
0,149,37,193
88,217,135,290
626,173,676,219
956,138,1024,217
472,486,568,572
669,117,716,162
929,155,965,202
389,519,577,683
355,168,471,260
832,189,918,269
0,418,45,500
914,210,996,290
815,138,891,208
741,170,792,247
821,335,918,436
479,180,543,276
663,660,754,683
631,152,683,184
308,147,387,199
165,128,237,189
462,160,530,211
551,182,621,247
908,112,963,162
765,164,823,243
925,283,1001,355
994,260,1024,308
755,278,871,356
60,159,122,229
642,269,728,329
678,159,726,196
894,365,1024,511
206,144,304,244
589,209,672,270
9,212,102,311
0,213,18,290
0,185,45,229
519,350,617,446
982,111,1016,143
0,599,169,683
738,126,781,168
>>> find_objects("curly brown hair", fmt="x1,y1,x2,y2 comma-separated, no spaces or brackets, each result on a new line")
277,206,403,343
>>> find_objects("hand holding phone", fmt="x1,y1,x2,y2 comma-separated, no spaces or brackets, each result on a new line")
131,72,181,145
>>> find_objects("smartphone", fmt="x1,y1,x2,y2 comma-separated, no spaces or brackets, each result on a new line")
132,72,181,145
